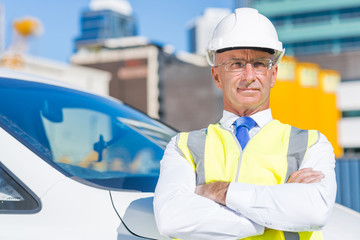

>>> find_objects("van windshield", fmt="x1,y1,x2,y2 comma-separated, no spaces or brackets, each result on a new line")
0,78,176,192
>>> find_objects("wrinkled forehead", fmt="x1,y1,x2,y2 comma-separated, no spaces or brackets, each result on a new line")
215,49,273,64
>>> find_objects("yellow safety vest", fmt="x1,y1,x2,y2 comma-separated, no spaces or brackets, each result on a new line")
176,120,322,240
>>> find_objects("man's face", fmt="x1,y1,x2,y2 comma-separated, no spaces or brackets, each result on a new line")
211,49,278,116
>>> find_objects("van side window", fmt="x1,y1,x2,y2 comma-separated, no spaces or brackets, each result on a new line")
0,163,41,213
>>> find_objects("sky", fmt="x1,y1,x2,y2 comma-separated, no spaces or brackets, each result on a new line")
1,0,235,63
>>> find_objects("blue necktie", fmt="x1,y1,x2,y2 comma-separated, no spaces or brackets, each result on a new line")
233,117,257,149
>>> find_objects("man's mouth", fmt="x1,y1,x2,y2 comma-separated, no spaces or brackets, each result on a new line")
237,87,259,92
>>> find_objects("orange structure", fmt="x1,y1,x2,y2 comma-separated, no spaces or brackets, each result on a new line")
270,55,297,125
318,70,343,158
294,62,321,130
272,57,343,157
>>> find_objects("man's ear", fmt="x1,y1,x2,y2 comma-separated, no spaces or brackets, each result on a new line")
212,67,223,90
270,65,278,88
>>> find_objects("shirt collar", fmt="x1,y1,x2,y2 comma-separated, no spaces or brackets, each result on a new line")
219,109,273,130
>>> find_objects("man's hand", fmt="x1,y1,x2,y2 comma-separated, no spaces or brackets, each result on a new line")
195,181,230,205
287,168,325,183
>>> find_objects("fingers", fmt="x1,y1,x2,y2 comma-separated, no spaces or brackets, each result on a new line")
287,168,325,184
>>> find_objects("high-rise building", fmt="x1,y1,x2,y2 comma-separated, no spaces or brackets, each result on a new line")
250,0,360,81
75,0,137,51
247,0,360,151
187,8,231,55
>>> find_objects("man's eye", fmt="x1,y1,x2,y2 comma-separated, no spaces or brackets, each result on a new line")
230,61,245,68
253,61,267,68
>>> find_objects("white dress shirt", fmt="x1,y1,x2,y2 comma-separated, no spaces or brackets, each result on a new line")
154,109,337,240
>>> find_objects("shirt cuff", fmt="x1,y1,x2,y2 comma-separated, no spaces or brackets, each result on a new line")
226,182,257,215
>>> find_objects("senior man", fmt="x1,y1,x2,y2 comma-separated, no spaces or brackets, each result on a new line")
154,8,336,240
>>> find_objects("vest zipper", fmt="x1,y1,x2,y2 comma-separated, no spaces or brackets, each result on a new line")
228,129,245,182
218,124,249,182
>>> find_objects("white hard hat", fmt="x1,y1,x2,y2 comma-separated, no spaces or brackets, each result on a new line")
206,8,285,66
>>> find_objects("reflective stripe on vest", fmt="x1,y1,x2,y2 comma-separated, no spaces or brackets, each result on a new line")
176,120,321,240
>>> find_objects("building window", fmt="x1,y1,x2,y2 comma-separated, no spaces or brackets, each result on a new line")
287,37,360,56
292,11,332,25
340,37,360,51
289,39,333,55
339,7,360,20
272,7,360,28
270,16,286,27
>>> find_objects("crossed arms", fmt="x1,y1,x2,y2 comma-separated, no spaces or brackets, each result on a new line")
195,167,325,206
153,134,337,240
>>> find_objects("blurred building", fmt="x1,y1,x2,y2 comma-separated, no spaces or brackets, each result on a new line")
75,0,137,51
72,0,221,131
247,0,360,155
0,55,111,96
249,0,360,81
71,37,221,131
187,8,230,55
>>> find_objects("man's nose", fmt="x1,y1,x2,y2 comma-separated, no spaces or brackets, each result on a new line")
242,63,256,82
